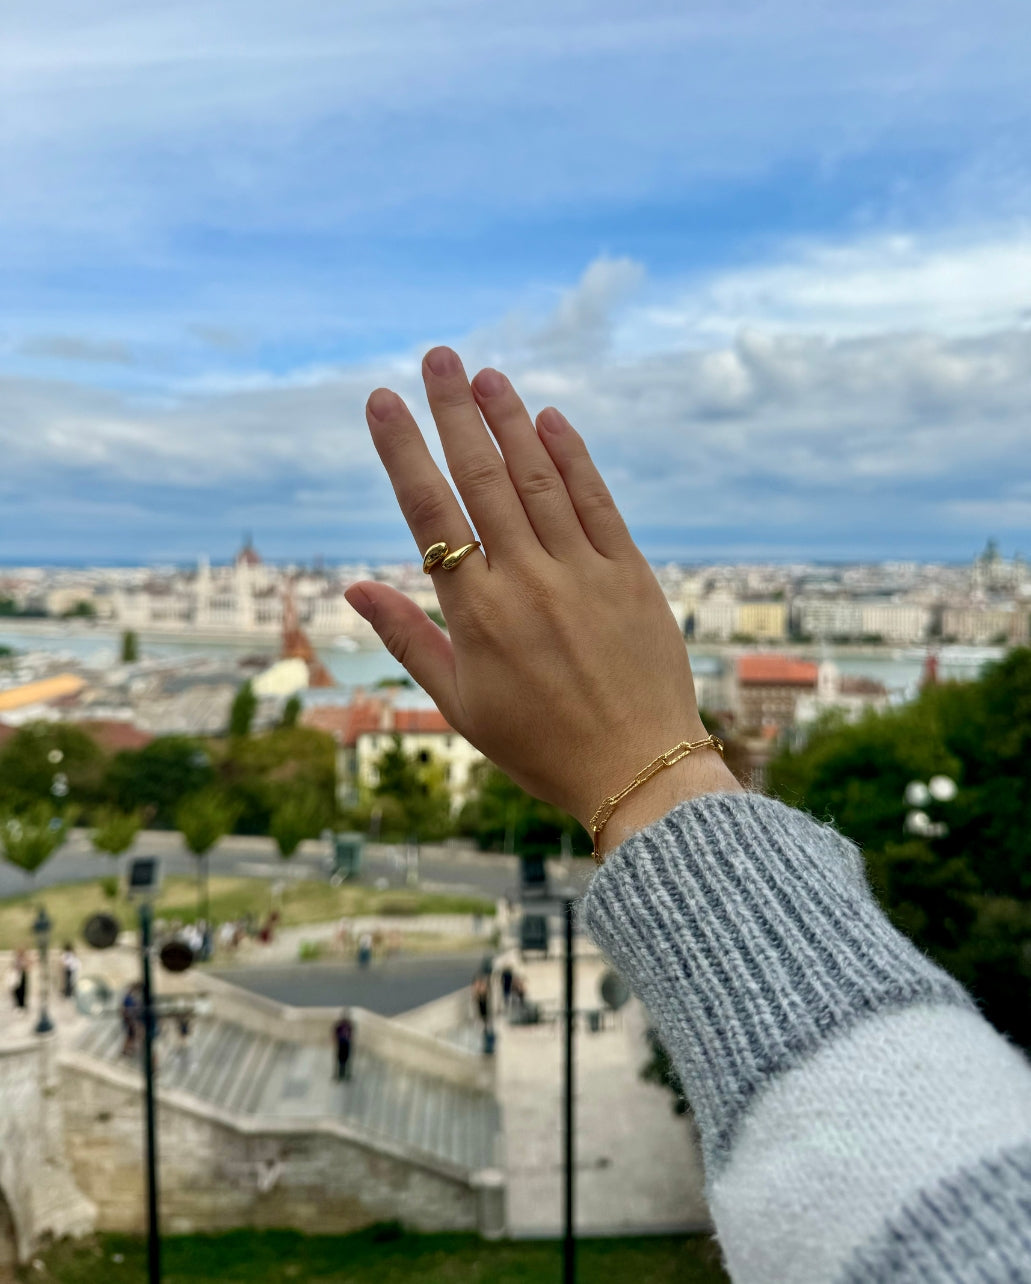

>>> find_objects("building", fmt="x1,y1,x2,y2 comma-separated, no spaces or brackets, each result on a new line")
941,605,1029,646
111,542,377,642
794,662,890,727
857,601,932,645
792,597,864,641
736,601,788,641
304,694,485,810
694,597,738,641
735,655,818,733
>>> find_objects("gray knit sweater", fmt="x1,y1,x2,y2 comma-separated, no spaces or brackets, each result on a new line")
580,793,1031,1283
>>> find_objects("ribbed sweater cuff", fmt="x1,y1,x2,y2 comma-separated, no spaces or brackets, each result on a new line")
579,792,972,1173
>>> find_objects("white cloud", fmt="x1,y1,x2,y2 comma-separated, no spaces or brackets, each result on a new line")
628,230,1031,345
3,233,1030,557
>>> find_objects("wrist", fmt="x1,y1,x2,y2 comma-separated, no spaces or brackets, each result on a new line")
588,745,744,860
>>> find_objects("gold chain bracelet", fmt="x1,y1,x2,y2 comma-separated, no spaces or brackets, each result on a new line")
589,733,724,864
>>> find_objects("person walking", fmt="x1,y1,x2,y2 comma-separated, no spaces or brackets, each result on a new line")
60,943,81,1000
8,949,29,1013
333,1013,353,1081
121,984,141,1058
500,964,514,1010
344,347,1031,1283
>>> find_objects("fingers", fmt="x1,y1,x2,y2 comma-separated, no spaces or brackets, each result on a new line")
536,406,635,559
422,348,536,560
344,583,461,723
471,368,588,560
365,387,486,592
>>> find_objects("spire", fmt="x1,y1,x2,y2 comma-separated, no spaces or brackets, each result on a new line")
281,581,335,687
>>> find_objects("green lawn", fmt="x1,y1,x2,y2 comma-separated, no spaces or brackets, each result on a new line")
24,1226,729,1283
0,876,496,951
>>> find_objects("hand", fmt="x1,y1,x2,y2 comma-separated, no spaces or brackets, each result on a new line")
345,347,741,852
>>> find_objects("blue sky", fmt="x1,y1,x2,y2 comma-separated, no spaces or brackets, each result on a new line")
2,0,1030,562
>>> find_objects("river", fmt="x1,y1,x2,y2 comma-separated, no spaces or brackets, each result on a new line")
0,621,1003,705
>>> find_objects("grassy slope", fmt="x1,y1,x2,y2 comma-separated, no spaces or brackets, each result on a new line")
25,1227,729,1284
0,876,495,951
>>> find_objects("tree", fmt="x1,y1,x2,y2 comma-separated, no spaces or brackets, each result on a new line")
458,763,590,857
105,736,214,828
270,788,325,858
175,788,239,928
229,681,258,738
91,807,143,857
371,735,453,844
0,722,107,816
767,647,1031,1047
61,600,97,619
279,694,302,729
217,726,337,836
0,802,71,875
121,630,139,663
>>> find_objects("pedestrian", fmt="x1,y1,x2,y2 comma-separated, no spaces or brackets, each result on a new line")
121,984,141,1057
356,931,373,968
471,974,490,1026
500,965,514,1010
333,1012,353,1081
8,949,29,1012
176,1011,193,1068
60,942,81,1000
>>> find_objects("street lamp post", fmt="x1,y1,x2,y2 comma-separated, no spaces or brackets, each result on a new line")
32,906,54,1035
517,856,579,1284
904,775,958,839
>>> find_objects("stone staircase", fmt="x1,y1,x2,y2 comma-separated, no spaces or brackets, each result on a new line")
74,1016,501,1173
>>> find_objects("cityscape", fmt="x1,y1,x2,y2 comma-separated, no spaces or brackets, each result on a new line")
4,0,1031,1278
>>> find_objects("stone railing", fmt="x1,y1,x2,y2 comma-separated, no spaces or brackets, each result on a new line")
188,971,495,1091
58,1051,504,1238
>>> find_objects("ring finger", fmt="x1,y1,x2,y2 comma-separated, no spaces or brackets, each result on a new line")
365,387,487,594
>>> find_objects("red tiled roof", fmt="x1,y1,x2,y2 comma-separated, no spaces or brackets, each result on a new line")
303,696,452,745
737,655,818,686
77,720,155,753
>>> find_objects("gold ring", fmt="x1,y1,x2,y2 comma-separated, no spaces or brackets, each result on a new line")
421,540,482,574
422,542,449,573
442,542,481,571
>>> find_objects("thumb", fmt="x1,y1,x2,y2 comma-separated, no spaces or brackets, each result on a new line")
344,582,459,719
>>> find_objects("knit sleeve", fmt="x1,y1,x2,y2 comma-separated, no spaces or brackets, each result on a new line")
579,792,1031,1283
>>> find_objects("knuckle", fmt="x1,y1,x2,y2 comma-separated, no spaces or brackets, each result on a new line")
458,457,504,496
578,483,615,515
519,467,561,500
405,485,450,531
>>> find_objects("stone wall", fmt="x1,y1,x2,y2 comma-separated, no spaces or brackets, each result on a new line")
59,1054,501,1237
0,1038,94,1265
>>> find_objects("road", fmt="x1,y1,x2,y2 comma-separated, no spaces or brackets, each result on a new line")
211,953,488,1013
0,828,595,903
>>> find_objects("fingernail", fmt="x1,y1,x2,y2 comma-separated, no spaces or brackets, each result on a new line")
367,388,401,422
345,586,375,622
424,346,460,377
538,407,570,435
472,368,507,398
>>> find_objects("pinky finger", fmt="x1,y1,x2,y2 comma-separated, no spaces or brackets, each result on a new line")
536,407,634,559
344,583,460,722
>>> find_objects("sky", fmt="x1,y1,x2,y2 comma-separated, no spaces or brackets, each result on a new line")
2,0,1030,564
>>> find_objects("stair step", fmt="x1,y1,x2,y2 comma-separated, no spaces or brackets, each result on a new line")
221,1032,270,1114
237,1037,281,1115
